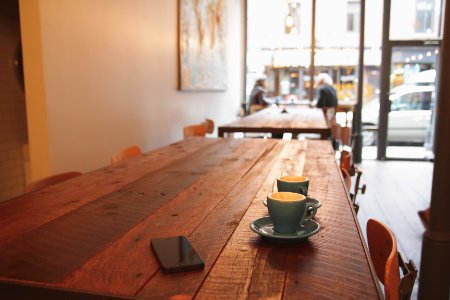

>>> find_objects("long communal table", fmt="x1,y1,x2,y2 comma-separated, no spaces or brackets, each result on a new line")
0,138,382,299
218,107,330,139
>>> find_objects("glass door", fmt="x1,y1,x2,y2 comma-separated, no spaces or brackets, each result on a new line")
373,0,444,160
385,46,439,159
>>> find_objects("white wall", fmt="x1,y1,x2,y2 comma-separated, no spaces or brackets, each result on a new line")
35,0,243,174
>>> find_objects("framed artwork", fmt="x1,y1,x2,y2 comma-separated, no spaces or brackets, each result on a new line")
179,0,227,91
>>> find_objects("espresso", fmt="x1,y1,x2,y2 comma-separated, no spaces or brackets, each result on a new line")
279,176,308,182
269,192,305,202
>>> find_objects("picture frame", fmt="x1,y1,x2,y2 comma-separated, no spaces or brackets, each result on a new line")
178,0,227,91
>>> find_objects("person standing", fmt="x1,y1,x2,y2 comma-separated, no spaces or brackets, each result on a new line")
316,73,338,122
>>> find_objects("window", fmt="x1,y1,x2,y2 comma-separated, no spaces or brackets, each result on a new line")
415,0,435,33
391,91,432,111
390,0,442,39
347,1,360,32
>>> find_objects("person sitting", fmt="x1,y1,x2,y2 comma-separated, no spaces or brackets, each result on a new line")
249,78,270,114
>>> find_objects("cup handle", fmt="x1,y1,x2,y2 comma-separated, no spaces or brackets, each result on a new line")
298,187,308,196
304,204,317,221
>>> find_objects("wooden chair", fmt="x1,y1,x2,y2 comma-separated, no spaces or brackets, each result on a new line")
204,118,214,134
183,118,214,138
249,104,265,114
340,126,352,147
341,167,359,213
183,124,207,138
331,121,341,150
340,150,352,172
328,116,342,150
340,150,366,214
366,219,418,300
26,171,82,193
340,150,366,188
110,145,142,164
341,168,352,191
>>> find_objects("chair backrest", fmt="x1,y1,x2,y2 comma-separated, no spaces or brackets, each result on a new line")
367,219,401,300
249,104,265,114
341,168,351,191
331,122,341,141
340,150,352,172
340,126,352,146
110,145,142,164
26,171,82,193
183,124,207,138
203,118,215,134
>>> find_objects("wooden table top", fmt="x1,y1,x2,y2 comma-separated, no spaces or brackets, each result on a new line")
0,138,382,299
218,107,330,139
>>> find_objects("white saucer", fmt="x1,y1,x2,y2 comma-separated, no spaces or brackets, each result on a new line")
250,217,320,241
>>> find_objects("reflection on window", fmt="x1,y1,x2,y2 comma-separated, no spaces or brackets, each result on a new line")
416,0,435,34
390,0,443,40
347,1,360,32
392,91,432,111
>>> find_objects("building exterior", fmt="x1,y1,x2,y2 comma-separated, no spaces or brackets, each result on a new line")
246,0,441,104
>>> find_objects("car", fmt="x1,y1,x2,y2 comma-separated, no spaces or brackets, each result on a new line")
362,84,434,146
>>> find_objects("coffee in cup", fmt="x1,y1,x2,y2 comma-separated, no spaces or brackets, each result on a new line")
277,175,309,196
267,191,317,234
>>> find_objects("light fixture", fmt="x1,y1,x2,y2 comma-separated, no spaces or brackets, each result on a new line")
284,2,300,35
285,14,294,28
405,58,410,63
418,54,423,60
435,49,439,54
411,56,416,61
426,51,432,57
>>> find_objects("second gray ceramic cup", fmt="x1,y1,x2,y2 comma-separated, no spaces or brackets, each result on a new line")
277,176,309,196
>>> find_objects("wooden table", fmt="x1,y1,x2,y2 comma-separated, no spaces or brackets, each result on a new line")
218,107,330,139
0,138,382,299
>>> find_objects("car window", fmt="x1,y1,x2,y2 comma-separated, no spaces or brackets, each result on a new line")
391,91,432,111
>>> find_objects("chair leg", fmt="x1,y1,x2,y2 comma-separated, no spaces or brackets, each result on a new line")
418,208,430,228
398,253,418,300
350,193,359,214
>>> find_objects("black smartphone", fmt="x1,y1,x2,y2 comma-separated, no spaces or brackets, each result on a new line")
150,236,205,273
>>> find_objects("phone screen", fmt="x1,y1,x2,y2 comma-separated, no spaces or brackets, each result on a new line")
150,236,205,273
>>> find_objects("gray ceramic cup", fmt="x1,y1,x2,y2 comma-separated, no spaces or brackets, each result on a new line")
267,192,317,234
277,176,309,196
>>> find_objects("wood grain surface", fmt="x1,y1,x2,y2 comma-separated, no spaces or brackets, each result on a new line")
218,107,330,139
0,138,381,299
